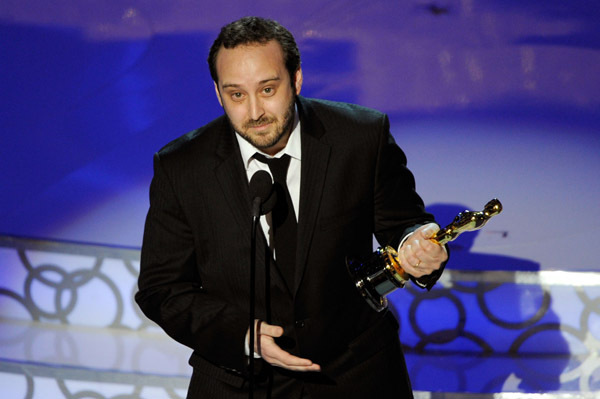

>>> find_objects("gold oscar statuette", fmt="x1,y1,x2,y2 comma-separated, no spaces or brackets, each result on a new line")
347,198,503,311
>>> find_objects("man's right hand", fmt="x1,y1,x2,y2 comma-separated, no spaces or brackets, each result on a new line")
248,320,321,372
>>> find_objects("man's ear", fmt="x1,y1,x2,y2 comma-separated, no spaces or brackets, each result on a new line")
294,68,303,96
214,82,223,107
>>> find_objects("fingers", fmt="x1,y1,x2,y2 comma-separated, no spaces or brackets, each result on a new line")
399,242,427,277
260,336,321,371
418,223,440,240
256,320,284,338
252,321,321,372
399,224,447,277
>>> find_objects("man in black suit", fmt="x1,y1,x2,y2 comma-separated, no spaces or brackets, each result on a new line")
136,16,448,398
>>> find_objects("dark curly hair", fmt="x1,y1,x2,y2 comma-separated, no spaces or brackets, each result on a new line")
208,17,301,87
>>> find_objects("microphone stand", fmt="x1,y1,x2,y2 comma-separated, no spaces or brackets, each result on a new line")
249,197,261,399
247,170,275,398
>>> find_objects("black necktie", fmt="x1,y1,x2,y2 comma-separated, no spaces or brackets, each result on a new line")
253,153,297,290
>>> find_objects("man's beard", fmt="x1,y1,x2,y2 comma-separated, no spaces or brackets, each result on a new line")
231,95,296,152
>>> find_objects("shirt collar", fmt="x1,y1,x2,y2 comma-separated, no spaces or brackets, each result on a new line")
236,106,301,169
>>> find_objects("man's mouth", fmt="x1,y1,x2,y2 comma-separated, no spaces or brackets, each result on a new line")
246,118,274,130
246,121,274,134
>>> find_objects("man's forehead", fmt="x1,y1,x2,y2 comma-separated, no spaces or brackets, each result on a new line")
215,41,286,86
216,40,284,64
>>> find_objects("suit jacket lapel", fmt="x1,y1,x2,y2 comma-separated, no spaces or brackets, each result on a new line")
214,119,252,238
295,97,331,295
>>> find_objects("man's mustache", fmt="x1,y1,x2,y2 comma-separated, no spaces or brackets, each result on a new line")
244,117,275,129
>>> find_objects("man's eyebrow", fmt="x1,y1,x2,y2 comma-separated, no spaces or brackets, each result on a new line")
221,83,241,89
221,77,281,90
259,77,281,85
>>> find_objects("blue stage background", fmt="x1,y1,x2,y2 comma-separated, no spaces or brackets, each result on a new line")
2,1,599,271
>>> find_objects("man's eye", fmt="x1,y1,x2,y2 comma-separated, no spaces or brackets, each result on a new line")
263,87,274,95
232,92,244,100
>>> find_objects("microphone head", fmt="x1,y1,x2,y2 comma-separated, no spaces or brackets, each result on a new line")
249,170,272,199
249,170,276,216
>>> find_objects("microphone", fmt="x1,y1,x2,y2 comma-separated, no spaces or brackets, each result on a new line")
249,170,276,217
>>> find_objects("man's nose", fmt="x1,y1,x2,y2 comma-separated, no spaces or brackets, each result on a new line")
248,96,265,121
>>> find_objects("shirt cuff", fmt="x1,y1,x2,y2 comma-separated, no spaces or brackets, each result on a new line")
245,330,261,359
397,232,413,252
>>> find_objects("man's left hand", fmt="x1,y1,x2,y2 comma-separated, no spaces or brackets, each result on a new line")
398,223,448,278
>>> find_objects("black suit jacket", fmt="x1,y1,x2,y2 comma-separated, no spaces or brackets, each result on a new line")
136,96,440,398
